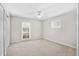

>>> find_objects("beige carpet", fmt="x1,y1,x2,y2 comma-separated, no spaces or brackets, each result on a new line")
6,39,76,56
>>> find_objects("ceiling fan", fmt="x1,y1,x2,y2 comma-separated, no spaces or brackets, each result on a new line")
36,10,43,18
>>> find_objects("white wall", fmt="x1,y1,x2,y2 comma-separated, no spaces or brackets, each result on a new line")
0,5,4,56
43,10,77,48
10,16,42,43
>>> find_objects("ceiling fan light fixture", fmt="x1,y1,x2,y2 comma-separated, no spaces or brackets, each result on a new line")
37,14,42,18
36,10,43,18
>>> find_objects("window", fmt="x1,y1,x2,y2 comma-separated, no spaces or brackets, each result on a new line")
51,20,61,28
22,22,31,40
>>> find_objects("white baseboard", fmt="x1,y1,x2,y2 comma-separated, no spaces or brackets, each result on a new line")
44,39,76,49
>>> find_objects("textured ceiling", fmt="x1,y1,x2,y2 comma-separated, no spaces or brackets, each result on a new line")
3,3,77,20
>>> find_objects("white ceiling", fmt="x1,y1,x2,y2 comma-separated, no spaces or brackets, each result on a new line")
3,3,77,20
